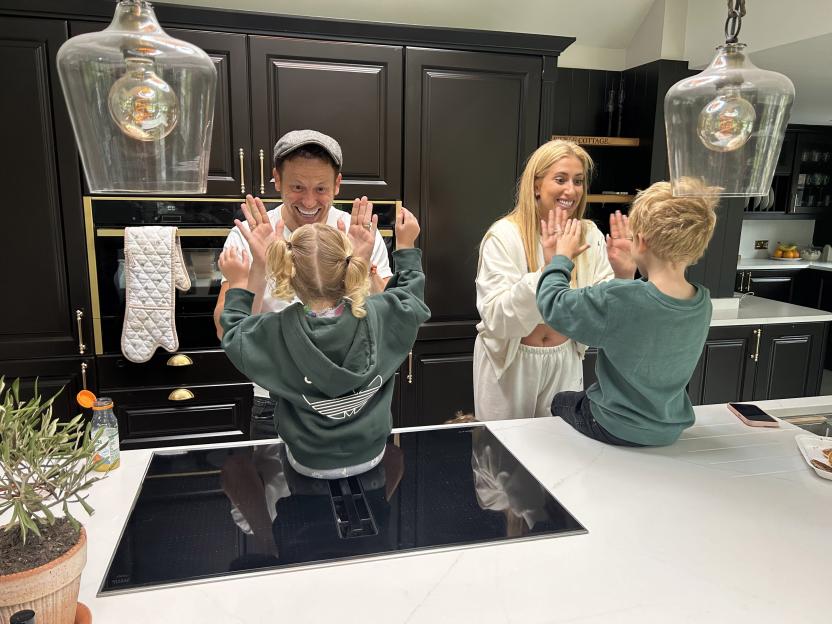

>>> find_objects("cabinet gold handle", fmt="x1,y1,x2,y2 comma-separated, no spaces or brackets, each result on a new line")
745,271,753,292
259,149,265,195
239,148,246,194
80,361,88,389
751,328,762,362
168,388,195,401
166,354,193,367
75,309,86,355
407,350,413,384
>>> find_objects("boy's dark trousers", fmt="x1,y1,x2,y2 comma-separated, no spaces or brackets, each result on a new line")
551,391,643,447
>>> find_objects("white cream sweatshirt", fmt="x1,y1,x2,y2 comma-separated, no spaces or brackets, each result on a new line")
475,217,614,380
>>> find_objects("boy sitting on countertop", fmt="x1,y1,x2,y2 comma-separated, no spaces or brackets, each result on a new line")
536,178,716,446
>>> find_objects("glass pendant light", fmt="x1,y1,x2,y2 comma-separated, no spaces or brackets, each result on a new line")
57,0,216,194
664,0,794,197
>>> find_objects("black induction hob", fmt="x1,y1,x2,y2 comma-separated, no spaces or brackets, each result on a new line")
99,425,585,594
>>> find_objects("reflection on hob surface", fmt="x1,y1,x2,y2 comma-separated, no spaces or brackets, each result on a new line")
100,426,585,594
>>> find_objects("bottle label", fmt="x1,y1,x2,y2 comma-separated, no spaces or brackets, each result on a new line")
94,426,120,468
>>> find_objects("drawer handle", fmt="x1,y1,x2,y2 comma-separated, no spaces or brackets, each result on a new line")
166,354,194,367
168,388,195,401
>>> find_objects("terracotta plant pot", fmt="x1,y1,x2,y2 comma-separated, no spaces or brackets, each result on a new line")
0,527,87,624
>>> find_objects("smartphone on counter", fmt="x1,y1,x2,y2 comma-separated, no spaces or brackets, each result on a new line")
727,403,779,428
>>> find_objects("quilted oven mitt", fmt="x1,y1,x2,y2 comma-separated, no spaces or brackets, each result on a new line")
121,226,191,363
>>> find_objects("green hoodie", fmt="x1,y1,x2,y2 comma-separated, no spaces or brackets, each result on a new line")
221,249,430,470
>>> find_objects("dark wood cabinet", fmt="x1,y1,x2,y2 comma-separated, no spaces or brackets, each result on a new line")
735,269,801,303
107,383,251,450
0,356,97,423
249,36,403,199
753,323,827,400
689,322,827,405
404,47,541,323
399,338,475,427
790,131,832,215
688,326,757,405
0,17,90,361
170,29,251,197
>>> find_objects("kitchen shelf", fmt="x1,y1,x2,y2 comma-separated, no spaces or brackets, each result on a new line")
552,135,640,147
587,194,635,204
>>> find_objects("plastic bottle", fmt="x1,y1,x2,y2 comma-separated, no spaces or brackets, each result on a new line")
91,397,120,471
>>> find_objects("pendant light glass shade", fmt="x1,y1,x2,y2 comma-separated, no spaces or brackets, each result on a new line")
57,0,216,194
665,43,794,197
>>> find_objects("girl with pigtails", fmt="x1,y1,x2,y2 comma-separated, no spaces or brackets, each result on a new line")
218,199,430,479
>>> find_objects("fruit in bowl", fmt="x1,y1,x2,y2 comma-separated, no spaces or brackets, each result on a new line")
772,243,799,259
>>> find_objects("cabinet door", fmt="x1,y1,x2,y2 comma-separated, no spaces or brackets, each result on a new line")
687,326,756,405
790,132,832,215
753,323,827,400
169,29,251,197
0,18,90,361
747,272,795,303
582,347,598,390
249,36,402,199
0,356,97,423
70,22,252,197
399,338,475,427
107,383,252,449
404,47,541,323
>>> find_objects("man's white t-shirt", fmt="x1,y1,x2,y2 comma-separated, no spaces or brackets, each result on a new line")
222,204,393,397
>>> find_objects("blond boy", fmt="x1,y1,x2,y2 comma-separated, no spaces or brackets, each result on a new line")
536,179,717,446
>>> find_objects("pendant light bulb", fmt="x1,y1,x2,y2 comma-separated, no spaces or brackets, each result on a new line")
697,87,756,152
108,57,179,142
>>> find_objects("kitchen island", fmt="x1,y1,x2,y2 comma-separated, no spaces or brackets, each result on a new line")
70,398,831,623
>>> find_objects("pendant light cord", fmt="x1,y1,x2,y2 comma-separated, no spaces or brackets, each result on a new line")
724,0,746,44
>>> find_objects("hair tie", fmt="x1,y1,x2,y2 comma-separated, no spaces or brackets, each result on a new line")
285,241,292,251
345,255,352,265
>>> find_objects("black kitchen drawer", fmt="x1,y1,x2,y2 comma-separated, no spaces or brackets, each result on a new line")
97,349,247,390
107,383,252,450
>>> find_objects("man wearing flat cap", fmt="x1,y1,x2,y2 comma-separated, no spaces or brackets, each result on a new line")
214,129,393,439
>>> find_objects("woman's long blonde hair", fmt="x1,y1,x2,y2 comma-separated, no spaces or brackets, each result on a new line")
507,140,594,272
266,223,370,318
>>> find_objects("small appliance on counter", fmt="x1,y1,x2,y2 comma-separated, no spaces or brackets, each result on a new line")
822,244,832,262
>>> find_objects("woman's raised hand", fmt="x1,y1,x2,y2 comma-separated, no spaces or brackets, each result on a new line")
234,194,283,268
395,206,420,249
606,210,637,279
540,207,570,264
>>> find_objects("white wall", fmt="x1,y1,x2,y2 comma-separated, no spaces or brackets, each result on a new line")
683,0,832,67
738,220,816,260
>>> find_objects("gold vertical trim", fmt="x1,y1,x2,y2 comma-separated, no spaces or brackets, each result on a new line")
83,197,104,355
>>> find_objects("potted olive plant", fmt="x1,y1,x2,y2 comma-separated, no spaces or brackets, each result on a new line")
0,378,106,624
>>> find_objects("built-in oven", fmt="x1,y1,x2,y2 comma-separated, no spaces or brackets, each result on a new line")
84,197,399,356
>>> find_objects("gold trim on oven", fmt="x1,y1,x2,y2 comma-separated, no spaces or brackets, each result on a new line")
96,228,232,237
83,197,104,355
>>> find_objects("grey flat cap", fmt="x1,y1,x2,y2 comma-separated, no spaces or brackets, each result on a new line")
272,129,343,168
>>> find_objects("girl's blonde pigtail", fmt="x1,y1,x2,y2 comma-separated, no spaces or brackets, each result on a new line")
267,239,296,301
343,255,370,318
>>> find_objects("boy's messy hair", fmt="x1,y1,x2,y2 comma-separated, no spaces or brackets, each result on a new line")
266,223,370,318
628,178,718,266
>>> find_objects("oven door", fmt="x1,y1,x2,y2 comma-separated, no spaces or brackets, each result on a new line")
91,228,228,354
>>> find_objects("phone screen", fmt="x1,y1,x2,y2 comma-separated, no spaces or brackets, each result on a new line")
728,403,777,423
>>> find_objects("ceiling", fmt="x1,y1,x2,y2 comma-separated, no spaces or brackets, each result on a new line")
156,0,830,125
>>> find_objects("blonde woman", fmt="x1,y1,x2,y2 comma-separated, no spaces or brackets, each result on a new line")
474,139,634,421
218,202,430,478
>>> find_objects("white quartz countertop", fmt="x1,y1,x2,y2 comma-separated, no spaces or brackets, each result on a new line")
71,398,832,623
737,258,832,271
709,294,832,326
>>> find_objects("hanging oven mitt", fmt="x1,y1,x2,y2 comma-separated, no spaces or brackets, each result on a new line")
121,226,191,363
